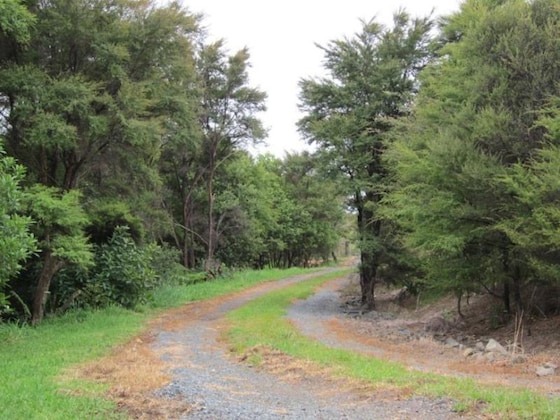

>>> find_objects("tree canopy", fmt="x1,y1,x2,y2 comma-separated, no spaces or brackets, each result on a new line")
383,0,560,315
0,0,345,323
5,0,560,329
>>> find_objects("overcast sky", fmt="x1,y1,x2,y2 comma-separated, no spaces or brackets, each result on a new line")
179,0,462,157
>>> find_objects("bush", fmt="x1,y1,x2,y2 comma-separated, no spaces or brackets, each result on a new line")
148,244,191,286
91,226,157,308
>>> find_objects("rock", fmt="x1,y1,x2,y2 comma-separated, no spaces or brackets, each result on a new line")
445,337,460,348
475,341,485,352
536,366,556,377
425,316,450,334
485,339,508,355
463,348,475,357
544,362,558,370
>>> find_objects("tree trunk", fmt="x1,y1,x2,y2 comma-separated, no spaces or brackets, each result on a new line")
32,250,65,325
360,251,377,308
502,247,512,313
503,281,511,314
356,191,380,309
206,180,215,271
512,264,523,314
205,149,216,272
182,196,190,268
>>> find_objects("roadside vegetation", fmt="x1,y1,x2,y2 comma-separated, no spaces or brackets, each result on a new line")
0,266,315,419
226,274,560,419
2,0,560,416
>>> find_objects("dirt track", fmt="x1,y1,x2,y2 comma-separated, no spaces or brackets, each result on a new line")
79,268,560,418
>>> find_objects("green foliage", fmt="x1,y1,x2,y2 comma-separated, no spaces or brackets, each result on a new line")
147,243,199,286
0,146,35,313
0,0,35,45
210,152,344,269
383,0,560,312
298,11,434,305
85,200,145,245
496,106,560,285
24,185,92,266
88,227,157,309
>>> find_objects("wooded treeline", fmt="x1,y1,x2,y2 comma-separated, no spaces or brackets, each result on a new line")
4,0,560,328
299,0,560,320
0,0,344,324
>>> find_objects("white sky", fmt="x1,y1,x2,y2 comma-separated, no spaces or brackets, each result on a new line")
179,0,462,157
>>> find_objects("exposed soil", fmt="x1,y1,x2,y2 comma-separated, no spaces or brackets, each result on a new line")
73,268,560,418
288,274,560,397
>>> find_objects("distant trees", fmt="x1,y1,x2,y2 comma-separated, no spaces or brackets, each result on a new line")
0,0,345,323
195,41,267,270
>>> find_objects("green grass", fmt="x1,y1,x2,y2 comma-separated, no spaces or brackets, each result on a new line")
226,271,560,419
148,266,320,309
0,266,317,419
0,307,139,419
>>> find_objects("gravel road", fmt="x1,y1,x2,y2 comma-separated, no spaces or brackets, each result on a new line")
152,269,465,419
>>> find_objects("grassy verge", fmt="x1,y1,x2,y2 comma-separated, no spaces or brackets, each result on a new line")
0,266,316,419
226,271,560,419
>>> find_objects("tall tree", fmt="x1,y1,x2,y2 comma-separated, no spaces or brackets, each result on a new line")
23,186,92,324
196,40,266,270
0,1,37,308
298,12,433,307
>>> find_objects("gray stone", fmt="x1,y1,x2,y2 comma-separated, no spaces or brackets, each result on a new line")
463,348,475,357
485,353,497,363
485,338,508,355
536,366,556,377
445,337,460,348
475,341,485,351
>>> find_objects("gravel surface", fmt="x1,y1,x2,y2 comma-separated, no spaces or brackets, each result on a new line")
152,269,466,419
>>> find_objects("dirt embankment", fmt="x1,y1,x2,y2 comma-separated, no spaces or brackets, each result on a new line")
290,275,560,396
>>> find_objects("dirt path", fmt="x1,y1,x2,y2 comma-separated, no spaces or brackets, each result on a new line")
287,276,560,396
82,268,558,418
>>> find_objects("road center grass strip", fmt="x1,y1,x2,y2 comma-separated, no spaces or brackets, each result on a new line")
0,266,316,419
225,271,560,419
